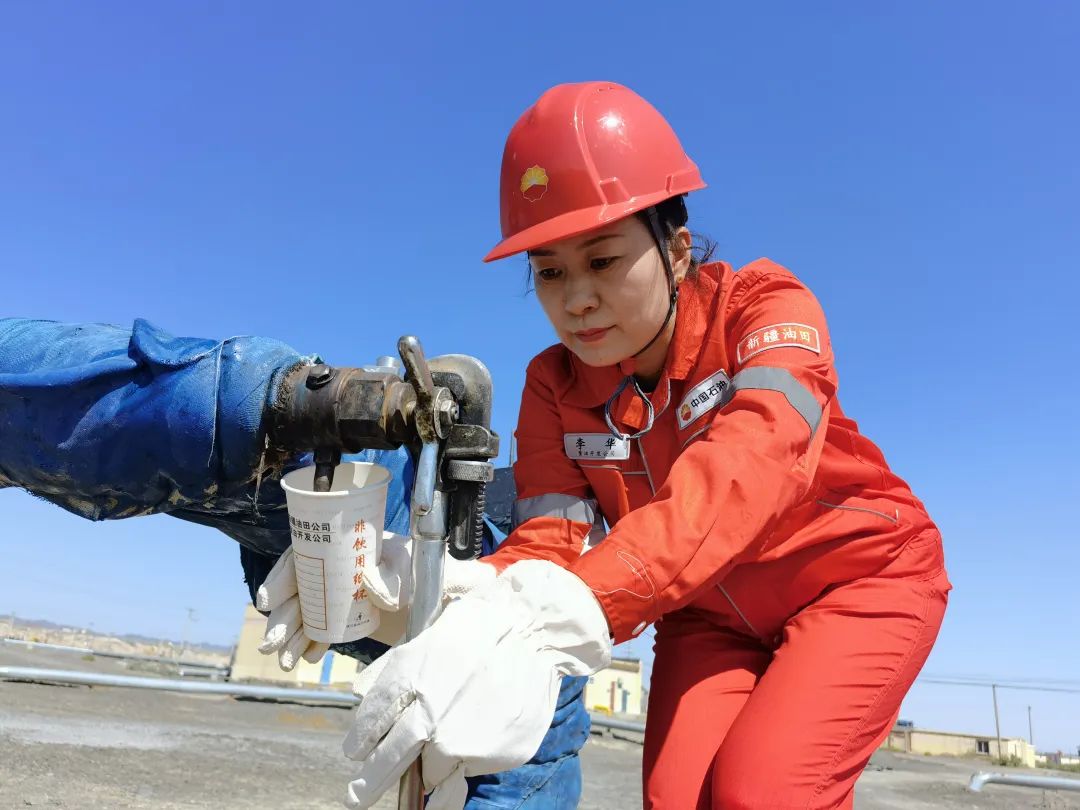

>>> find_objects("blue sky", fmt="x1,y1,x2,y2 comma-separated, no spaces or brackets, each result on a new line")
2,3,1078,750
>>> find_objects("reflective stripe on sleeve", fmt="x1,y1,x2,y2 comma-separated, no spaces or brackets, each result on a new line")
730,366,823,434
512,493,607,552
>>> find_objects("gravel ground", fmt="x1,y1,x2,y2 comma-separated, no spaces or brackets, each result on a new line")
0,643,640,809
2,643,1078,809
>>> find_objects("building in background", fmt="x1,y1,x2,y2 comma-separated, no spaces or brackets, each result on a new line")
230,604,358,687
1036,751,1080,767
584,656,643,717
883,724,1037,767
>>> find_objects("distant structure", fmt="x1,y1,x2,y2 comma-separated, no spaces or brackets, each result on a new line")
584,655,643,717
230,604,359,687
882,723,1037,767
1036,751,1080,768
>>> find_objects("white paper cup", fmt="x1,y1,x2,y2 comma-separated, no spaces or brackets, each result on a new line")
280,462,390,644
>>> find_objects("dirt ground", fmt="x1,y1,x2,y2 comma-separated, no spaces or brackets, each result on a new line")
2,642,1078,809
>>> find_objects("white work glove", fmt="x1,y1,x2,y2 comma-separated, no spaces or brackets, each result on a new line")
256,532,412,670
341,560,612,810
354,554,497,648
257,535,496,670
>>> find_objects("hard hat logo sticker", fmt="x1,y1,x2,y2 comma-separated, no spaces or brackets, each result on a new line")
520,165,549,202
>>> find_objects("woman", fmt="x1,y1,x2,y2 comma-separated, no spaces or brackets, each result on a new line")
345,81,951,810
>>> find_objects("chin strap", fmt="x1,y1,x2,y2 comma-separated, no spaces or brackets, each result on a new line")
606,205,678,439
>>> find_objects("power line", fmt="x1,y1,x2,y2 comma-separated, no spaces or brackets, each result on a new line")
923,672,1080,687
919,678,1080,695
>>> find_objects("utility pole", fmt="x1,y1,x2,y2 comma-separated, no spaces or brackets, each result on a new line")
180,607,197,659
1028,705,1034,746
992,684,1003,764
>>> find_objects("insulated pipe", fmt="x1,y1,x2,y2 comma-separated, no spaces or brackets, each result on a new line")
0,637,228,671
588,714,646,733
0,660,643,738
0,666,357,704
969,771,1080,792
1,638,92,656
0,665,647,739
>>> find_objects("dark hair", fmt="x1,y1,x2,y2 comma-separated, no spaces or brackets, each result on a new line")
635,195,716,280
523,195,715,292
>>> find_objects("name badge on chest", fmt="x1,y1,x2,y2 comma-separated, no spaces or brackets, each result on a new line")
677,369,733,429
564,433,631,461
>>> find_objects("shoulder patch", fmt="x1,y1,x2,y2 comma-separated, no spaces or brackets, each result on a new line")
737,323,820,364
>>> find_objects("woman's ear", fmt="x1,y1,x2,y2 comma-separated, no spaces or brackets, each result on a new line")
670,226,693,284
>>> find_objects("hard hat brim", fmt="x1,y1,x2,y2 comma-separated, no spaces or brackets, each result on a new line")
483,185,704,263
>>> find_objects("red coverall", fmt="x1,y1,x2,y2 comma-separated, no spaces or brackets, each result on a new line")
488,258,951,809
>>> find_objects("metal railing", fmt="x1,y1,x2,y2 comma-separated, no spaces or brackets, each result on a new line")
1,663,647,741
969,771,1080,793
0,666,354,704
589,713,645,734
1,637,228,672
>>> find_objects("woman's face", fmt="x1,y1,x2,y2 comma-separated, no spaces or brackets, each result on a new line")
528,215,690,372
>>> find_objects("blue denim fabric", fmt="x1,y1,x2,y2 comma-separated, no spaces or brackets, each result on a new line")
0,317,589,809
465,676,589,809
0,317,305,555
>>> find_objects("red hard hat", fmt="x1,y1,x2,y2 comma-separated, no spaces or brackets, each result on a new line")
483,81,706,262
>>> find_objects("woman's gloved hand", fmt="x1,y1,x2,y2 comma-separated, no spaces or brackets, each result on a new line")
256,533,497,670
341,560,611,810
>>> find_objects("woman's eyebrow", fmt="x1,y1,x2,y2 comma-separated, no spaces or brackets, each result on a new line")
530,234,620,258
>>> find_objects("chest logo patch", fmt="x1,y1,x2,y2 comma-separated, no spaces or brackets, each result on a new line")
737,323,821,364
677,369,733,429
564,433,631,461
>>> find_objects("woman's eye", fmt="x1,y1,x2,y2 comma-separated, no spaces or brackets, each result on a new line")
590,256,616,271
535,267,561,282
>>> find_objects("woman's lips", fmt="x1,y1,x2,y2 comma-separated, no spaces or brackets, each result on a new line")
574,327,611,343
